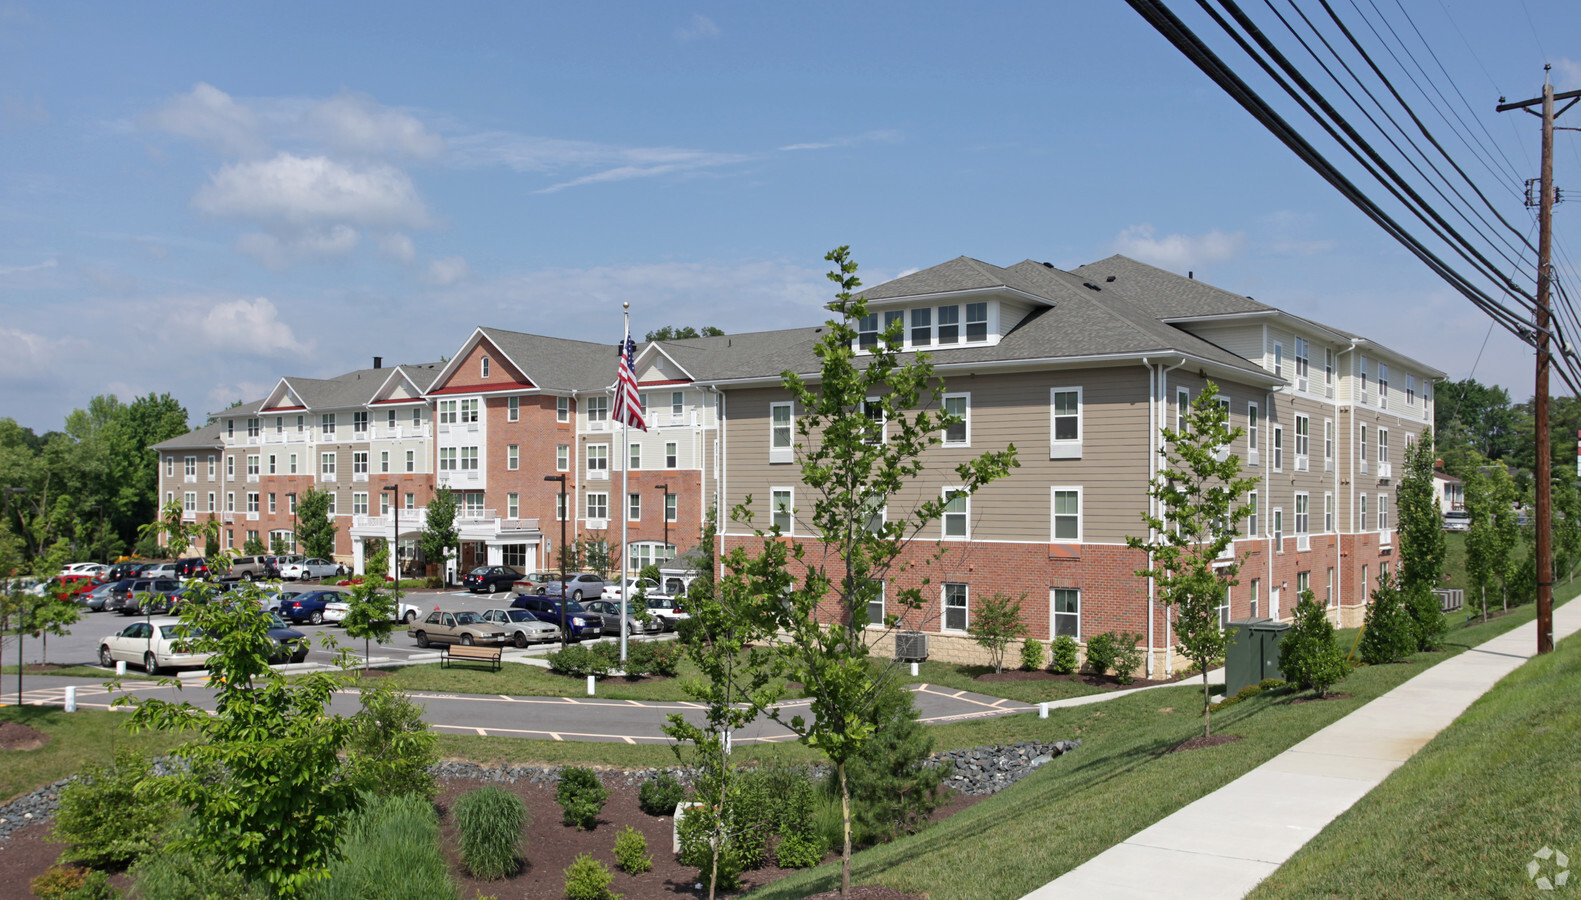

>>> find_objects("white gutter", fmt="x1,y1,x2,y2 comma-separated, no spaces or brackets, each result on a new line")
1154,356,1187,676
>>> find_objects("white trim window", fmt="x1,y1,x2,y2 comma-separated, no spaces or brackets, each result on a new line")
268,454,277,475
459,447,479,471
937,305,960,345
183,491,196,512
1295,492,1310,551
771,488,793,534
1324,419,1334,472
208,456,216,478
665,441,678,468
439,400,457,425
557,444,569,472
1294,337,1310,390
459,399,479,424
1176,387,1190,435
586,492,608,521
166,456,175,478
910,307,932,347
1359,425,1369,475
247,454,260,477
1325,347,1336,395
352,411,368,435
856,312,881,351
865,580,885,630
671,391,684,416
863,495,886,534
320,452,336,479
556,493,567,521
1324,492,1334,532
1378,494,1390,533
862,397,886,444
628,492,641,522
321,413,336,436
1247,402,1260,466
1360,494,1369,530
1360,356,1369,401
1247,490,1259,537
405,450,415,473
587,444,609,477
1273,507,1284,550
1050,387,1082,458
665,493,678,522
380,451,389,474
770,402,794,464
507,493,519,519
246,492,259,514
1272,425,1284,471
1273,341,1284,378
966,302,988,342
207,492,215,512
942,583,968,632
1378,429,1391,478
1378,364,1390,408
1051,588,1080,638
352,492,368,516
226,492,235,513
1249,579,1260,619
629,442,641,470
942,488,969,540
586,395,609,423
507,396,519,422
247,418,260,438
289,453,297,475
1294,415,1310,472
184,456,196,477
1407,374,1416,406
481,356,491,378
507,445,519,471
1051,487,1081,542
353,451,369,476
438,448,456,471
943,393,970,445
1219,586,1232,629
557,396,570,423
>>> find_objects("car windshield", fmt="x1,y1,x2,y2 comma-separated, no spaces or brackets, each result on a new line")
505,610,534,622
455,612,483,624
562,601,587,614
648,598,676,610
158,625,201,639
468,566,490,575
266,614,289,629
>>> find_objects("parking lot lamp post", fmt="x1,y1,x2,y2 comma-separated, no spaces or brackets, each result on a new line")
383,485,400,617
287,493,297,554
545,474,568,648
7,487,28,707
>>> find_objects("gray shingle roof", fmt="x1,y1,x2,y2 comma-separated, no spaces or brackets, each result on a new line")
274,362,446,410
855,256,1056,302
477,328,623,392
1073,255,1273,318
151,421,223,452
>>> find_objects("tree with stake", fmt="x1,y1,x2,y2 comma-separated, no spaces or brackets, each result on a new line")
342,539,394,674
420,487,458,586
713,246,1019,897
295,488,337,561
1128,383,1256,738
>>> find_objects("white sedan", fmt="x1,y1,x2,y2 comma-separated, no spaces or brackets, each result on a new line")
324,598,423,625
279,558,343,581
98,618,212,675
602,577,662,601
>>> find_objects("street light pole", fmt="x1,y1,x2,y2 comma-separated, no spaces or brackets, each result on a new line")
383,485,400,619
545,475,569,648
7,487,28,706
287,493,298,555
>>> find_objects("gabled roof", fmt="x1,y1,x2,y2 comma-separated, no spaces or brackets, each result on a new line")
470,327,617,393
855,256,1055,304
151,422,224,452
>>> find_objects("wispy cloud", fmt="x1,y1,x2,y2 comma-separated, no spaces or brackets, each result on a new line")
676,14,720,41
1556,59,1581,92
141,82,269,157
1112,224,1245,269
0,258,57,276
302,90,445,161
779,130,901,152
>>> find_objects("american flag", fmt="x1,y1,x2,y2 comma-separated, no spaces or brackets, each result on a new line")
613,335,647,431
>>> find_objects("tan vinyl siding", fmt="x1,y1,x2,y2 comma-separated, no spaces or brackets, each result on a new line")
1178,322,1264,367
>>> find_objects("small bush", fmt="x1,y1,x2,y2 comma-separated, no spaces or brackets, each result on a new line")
674,616,704,646
1048,635,1079,674
590,641,622,670
1111,632,1146,685
1405,582,1447,651
306,793,454,900
774,828,828,869
612,826,653,875
126,841,271,899
454,787,528,880
556,767,609,830
638,771,687,816
547,645,611,678
1281,591,1349,697
645,640,682,677
50,748,175,868
1084,632,1117,676
1019,638,1045,671
677,803,748,891
424,576,444,589
343,686,438,800
1259,678,1287,690
620,643,651,678
563,854,620,900
1359,576,1416,665
810,793,845,857
30,865,115,900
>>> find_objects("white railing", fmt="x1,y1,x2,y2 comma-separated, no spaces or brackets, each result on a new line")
437,471,481,486
500,517,541,532
456,508,497,523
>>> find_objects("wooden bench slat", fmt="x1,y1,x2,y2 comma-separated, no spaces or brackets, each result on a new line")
440,643,503,671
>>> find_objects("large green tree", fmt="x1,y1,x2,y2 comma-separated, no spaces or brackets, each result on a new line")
645,325,725,341
699,247,1018,896
419,487,457,583
295,488,337,560
1434,377,1519,468
1128,382,1257,737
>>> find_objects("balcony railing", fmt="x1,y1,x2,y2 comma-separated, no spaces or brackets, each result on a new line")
456,508,497,523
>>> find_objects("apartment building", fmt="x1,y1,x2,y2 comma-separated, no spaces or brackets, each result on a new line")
700,255,1442,673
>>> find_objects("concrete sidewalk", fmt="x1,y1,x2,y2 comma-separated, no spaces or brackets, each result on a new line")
1024,602,1580,900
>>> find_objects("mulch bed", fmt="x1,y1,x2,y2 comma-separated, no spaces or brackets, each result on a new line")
0,723,48,752
1166,734,1244,754
975,669,1190,691
20,664,69,674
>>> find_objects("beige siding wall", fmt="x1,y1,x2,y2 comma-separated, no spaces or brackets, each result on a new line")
1180,322,1264,365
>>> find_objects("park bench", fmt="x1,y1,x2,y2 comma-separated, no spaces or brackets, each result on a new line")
440,643,503,672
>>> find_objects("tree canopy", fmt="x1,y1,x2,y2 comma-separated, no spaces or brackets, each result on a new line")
645,325,725,341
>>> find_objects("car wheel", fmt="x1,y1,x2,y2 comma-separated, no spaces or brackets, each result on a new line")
309,610,324,625
242,572,253,582
414,631,429,649
513,632,528,649
571,589,583,601
404,610,417,624
144,652,160,676
460,633,475,646
99,646,113,667
490,581,500,594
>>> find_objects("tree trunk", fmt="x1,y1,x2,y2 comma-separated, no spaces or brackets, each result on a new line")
1481,586,1487,623
840,760,852,897
1202,669,1212,738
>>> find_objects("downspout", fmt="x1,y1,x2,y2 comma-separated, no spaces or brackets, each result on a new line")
716,388,727,584
1332,349,1343,618
1154,357,1187,676
1343,341,1359,612
1266,389,1276,617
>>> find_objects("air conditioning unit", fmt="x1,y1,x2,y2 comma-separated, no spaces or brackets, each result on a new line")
1325,386,1334,399
1297,378,1308,393
895,631,929,661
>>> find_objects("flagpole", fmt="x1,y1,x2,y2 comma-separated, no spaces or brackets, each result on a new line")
619,303,631,664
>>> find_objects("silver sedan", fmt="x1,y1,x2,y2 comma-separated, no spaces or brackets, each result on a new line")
480,608,563,647
583,599,664,636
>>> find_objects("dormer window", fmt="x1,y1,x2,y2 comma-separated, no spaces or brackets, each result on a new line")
856,300,999,352
938,305,960,344
966,303,988,342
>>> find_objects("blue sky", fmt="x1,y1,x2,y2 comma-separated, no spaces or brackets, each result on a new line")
2,1,1577,431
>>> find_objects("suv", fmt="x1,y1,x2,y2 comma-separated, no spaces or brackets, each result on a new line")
229,557,273,582
174,557,215,579
110,579,181,615
508,595,604,640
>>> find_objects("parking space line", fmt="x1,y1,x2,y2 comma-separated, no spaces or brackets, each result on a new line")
474,727,486,736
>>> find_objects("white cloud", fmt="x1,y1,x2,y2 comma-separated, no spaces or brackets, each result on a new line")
198,296,305,355
1112,224,1245,269
779,130,901,152
193,153,429,229
676,14,720,41
235,226,361,268
447,132,750,192
303,90,444,161
424,256,471,286
141,83,269,157
1556,59,1581,92
379,232,417,263
0,258,56,276
0,326,69,380
2,93,49,126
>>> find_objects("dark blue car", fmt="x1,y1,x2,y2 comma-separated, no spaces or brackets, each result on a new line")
280,590,341,626
508,595,604,641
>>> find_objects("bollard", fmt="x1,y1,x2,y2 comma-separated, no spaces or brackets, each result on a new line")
64,686,77,713
910,661,919,677
587,674,595,696
1039,702,1049,719
724,729,732,755
116,660,126,677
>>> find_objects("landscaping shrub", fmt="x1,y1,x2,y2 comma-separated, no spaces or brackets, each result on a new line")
836,673,946,844
547,645,611,678
306,793,455,900
674,615,704,647
556,767,610,830
1111,632,1146,685
810,793,845,856
126,838,271,900
775,828,828,869
1019,638,1045,672
612,825,653,875
1280,591,1349,697
454,787,528,880
424,576,444,589
50,748,175,868
638,771,687,816
1359,576,1416,665
645,640,682,677
620,643,651,678
30,865,115,900
677,804,748,891
1084,632,1117,677
1048,634,1079,674
1259,678,1287,690
590,641,622,671
563,854,620,900
342,686,438,800
1405,582,1447,651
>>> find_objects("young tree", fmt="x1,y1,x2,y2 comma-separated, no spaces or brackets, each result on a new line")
1279,590,1348,697
706,247,1019,896
137,499,219,560
966,592,1027,674
419,487,457,584
295,488,337,561
241,534,267,556
1128,383,1257,737
1397,434,1446,650
342,540,395,673
1463,465,1498,621
1359,574,1416,664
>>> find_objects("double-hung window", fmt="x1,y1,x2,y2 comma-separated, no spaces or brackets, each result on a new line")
1247,490,1259,537
856,313,880,351
943,583,968,632
1378,364,1390,407
1360,494,1369,530
1295,493,1310,550
1407,374,1416,406
507,445,519,470
586,396,609,423
1273,507,1284,549
507,493,519,518
1176,388,1190,435
942,489,968,539
943,393,969,445
665,441,678,468
1294,415,1310,471
352,492,368,516
628,493,641,521
864,579,885,629
1325,347,1336,393
556,444,569,471
247,418,260,438
586,444,608,476
459,447,479,471
1272,426,1284,471
557,396,570,423
937,305,960,344
1052,487,1081,542
1378,494,1390,532
353,451,368,476
672,391,684,416
184,456,196,477
1294,337,1310,388
438,448,456,471
1050,387,1081,458
321,413,336,436
1324,492,1334,532
910,307,932,347
1051,588,1079,638
247,455,260,477
770,402,794,464
352,411,368,435
965,302,988,342
1324,420,1334,472
862,397,885,444
405,450,415,472
665,493,677,522
459,399,479,424
1378,429,1390,476
629,442,641,470
586,492,608,520
1360,425,1369,474
507,396,519,422
438,400,456,424
771,488,793,534
320,452,336,478
1247,402,1260,465
379,451,389,473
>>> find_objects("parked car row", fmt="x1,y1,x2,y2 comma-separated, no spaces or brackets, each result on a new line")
98,612,310,675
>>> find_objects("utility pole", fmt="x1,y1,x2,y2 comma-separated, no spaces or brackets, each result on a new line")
1498,68,1579,655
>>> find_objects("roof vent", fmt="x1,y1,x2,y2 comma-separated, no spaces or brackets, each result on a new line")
1106,276,1115,283
1083,282,1102,291
1188,271,1194,280
373,356,383,369
1042,262,1054,268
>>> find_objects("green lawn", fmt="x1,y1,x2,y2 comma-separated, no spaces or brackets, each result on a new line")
0,707,187,805
897,659,1107,704
741,589,1575,900
1,665,155,680
1249,627,1581,898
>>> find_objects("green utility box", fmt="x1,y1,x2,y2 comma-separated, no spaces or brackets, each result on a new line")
1224,618,1291,696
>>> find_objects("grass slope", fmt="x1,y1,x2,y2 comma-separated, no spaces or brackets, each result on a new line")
1250,631,1581,898
0,707,186,804
742,590,1575,900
